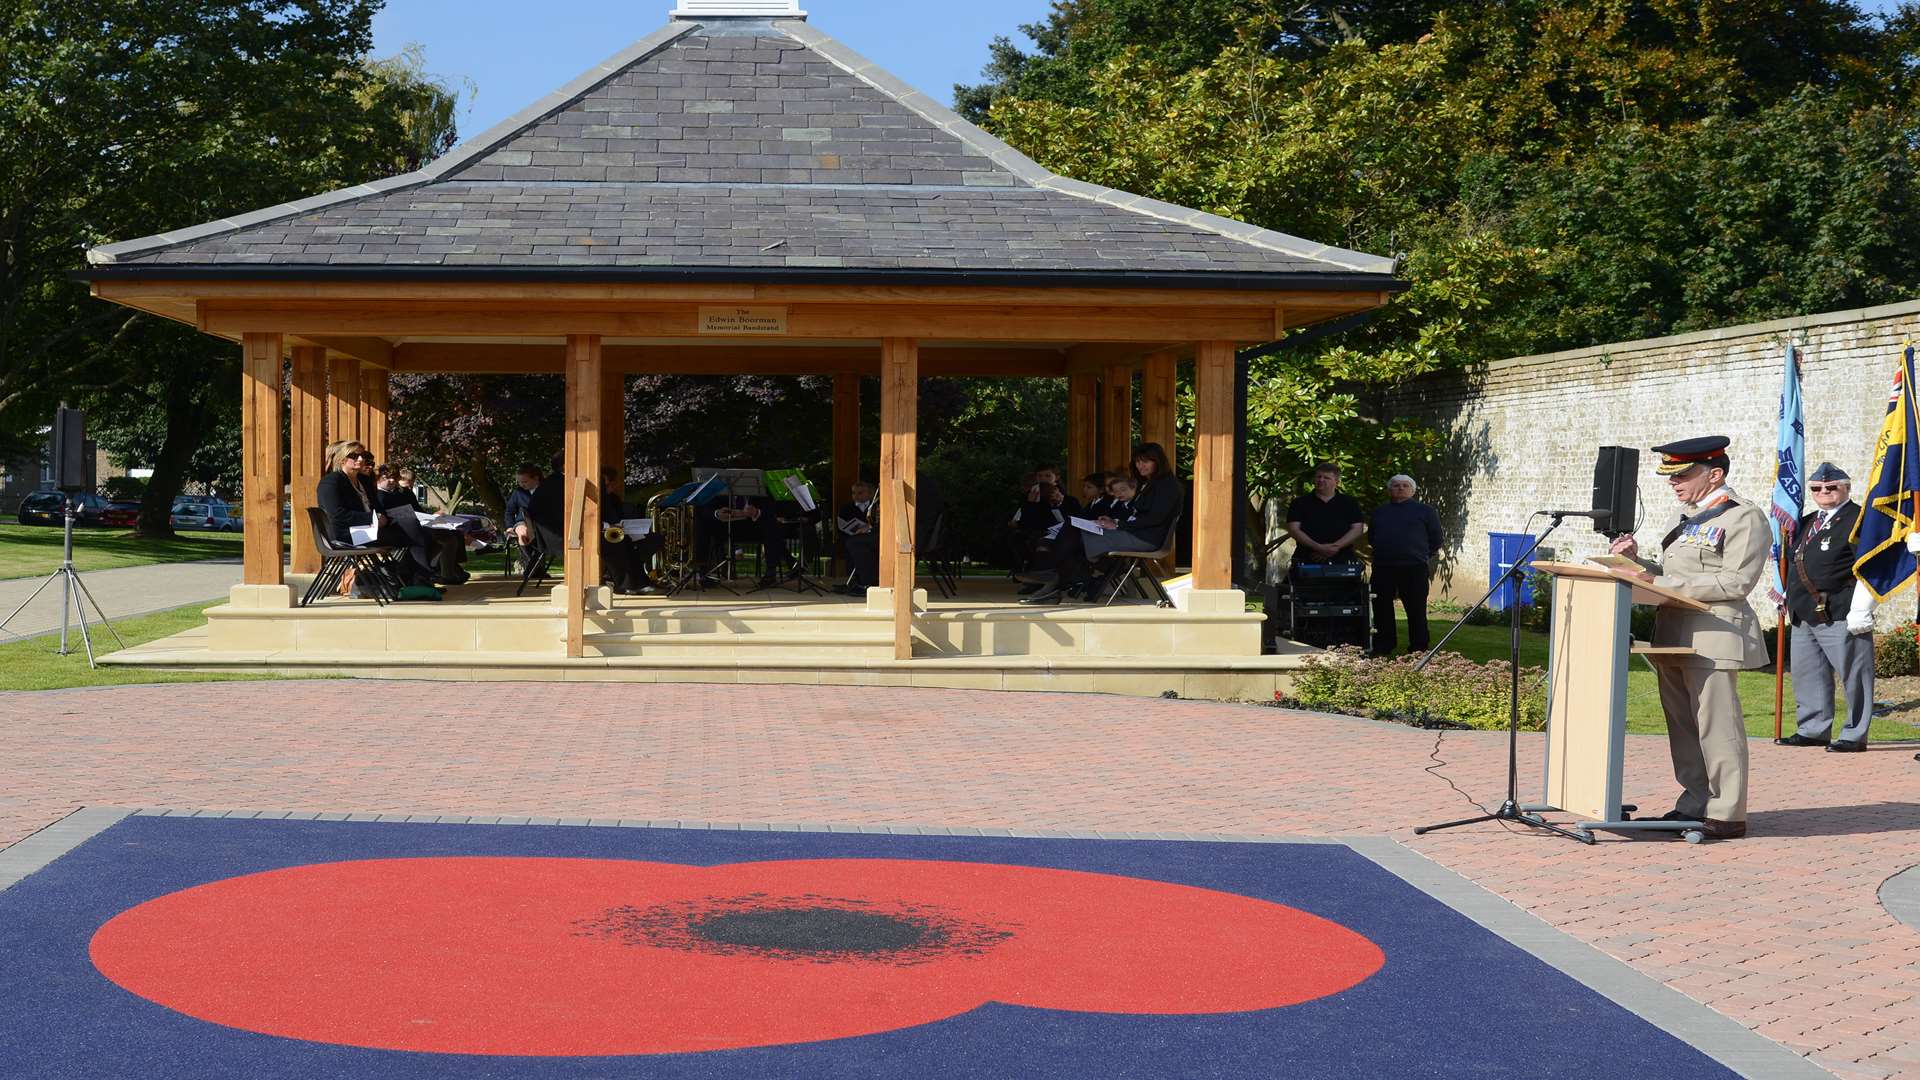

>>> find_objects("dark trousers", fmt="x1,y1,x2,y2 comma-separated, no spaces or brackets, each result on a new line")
377,506,438,586
843,530,879,587
1371,562,1431,654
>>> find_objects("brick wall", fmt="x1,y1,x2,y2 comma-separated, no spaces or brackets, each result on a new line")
1388,298,1920,626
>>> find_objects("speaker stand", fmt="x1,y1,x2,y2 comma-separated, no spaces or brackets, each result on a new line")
0,496,125,666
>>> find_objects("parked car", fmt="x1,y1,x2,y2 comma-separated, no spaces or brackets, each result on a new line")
17,491,113,527
99,500,142,528
170,497,241,532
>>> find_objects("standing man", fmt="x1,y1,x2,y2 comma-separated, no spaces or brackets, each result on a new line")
1609,436,1768,841
1286,462,1365,563
1368,474,1444,655
1780,462,1878,751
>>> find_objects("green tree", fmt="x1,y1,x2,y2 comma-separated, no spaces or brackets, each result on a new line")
1,0,459,534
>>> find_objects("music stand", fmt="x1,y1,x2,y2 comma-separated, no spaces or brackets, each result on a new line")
764,469,827,595
660,475,736,598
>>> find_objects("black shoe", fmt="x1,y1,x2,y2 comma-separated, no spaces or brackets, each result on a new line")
1827,739,1867,753
1775,734,1830,747
1700,818,1746,840
1020,584,1063,604
755,576,782,591
1017,582,1043,595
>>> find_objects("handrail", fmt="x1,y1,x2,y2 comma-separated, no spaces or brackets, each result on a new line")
566,474,588,551
891,477,913,554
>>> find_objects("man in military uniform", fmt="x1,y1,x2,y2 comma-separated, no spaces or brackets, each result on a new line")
1608,436,1769,840
1779,462,1878,752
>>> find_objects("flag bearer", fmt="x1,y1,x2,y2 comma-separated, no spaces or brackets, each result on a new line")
1609,436,1769,841
1778,462,1877,751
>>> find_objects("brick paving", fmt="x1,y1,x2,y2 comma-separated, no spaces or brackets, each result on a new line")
2,681,1916,1078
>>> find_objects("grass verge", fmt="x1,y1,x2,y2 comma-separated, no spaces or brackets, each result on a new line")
0,602,296,692
0,523,244,580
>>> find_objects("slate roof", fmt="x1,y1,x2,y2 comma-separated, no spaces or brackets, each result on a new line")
86,16,1397,285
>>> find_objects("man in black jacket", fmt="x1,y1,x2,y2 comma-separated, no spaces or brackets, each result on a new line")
1368,474,1444,655
1778,462,1878,751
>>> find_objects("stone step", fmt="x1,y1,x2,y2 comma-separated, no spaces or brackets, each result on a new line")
583,632,896,659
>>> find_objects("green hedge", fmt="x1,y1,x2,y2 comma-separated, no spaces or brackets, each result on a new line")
1288,647,1547,731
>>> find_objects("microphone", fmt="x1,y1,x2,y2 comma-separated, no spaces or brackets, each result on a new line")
1545,509,1601,519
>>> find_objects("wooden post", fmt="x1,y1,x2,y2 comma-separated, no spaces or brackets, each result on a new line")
288,346,327,576
563,334,603,658
1067,373,1097,486
832,372,860,574
1141,351,1178,476
1100,362,1133,471
240,333,285,586
327,355,360,443
360,365,389,461
600,373,626,503
1192,341,1235,590
879,338,917,658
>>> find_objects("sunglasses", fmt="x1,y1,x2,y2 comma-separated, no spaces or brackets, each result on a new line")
1809,483,1845,492
348,453,373,463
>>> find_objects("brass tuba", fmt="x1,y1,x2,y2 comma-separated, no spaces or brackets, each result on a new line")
646,488,693,580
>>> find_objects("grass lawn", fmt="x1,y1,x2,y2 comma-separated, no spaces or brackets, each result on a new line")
0,523,245,580
0,601,296,692
1404,614,1920,743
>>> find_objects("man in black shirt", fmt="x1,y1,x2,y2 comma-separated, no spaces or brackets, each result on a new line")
1778,462,1877,751
1368,474,1444,654
1285,462,1364,562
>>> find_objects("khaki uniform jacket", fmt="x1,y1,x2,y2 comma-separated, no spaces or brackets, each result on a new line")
1639,490,1770,670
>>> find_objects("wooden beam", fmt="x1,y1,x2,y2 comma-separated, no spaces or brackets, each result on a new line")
1099,363,1134,472
1140,351,1179,477
1067,373,1098,489
387,342,1069,377
878,337,917,660
1192,340,1235,591
297,335,392,368
100,277,1391,310
288,346,327,576
563,333,603,659
565,473,588,658
831,372,860,574
360,364,389,461
199,300,1279,343
240,333,285,587
327,355,360,443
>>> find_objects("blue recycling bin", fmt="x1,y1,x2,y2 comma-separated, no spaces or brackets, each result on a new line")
1488,531,1539,611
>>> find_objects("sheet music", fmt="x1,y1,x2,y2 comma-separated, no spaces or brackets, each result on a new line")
349,523,379,546
1069,516,1105,535
782,474,817,512
619,518,653,537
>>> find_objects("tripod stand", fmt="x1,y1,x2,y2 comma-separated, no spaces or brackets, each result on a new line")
0,494,125,667
1412,511,1593,845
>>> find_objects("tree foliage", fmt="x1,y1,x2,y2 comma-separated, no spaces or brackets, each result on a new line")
974,0,1919,506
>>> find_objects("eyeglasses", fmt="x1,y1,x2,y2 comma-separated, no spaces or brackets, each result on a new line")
1809,483,1845,493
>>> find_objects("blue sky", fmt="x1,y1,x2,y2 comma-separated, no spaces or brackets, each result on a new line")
372,0,1047,144
373,0,1913,147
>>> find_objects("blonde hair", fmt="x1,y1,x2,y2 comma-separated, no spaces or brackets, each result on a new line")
325,440,367,473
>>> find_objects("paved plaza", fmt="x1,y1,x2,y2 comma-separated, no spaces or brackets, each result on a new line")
2,681,1917,1078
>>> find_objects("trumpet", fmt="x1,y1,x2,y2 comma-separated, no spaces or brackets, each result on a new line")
602,522,626,543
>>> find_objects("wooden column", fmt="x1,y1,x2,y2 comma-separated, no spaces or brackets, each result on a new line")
240,333,285,586
878,339,917,659
832,372,860,573
563,334,603,657
288,346,327,576
1141,351,1178,475
1100,363,1134,471
600,373,626,502
327,355,360,444
360,365,389,461
1067,373,1097,485
1192,340,1235,590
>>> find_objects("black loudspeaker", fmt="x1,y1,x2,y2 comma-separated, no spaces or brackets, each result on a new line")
1591,446,1639,536
51,407,88,493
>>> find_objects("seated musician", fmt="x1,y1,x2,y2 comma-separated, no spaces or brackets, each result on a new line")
1007,464,1075,574
315,441,438,588
504,464,543,549
596,467,662,595
1022,444,1182,605
707,494,792,591
377,463,467,584
837,478,880,594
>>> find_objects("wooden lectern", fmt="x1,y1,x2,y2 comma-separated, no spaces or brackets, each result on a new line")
1527,562,1710,841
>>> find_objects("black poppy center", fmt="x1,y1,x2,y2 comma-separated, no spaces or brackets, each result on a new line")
689,906,940,954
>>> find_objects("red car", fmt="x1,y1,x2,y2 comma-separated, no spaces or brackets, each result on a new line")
100,500,141,528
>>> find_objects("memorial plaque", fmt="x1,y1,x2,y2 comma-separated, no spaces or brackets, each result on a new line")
698,306,789,335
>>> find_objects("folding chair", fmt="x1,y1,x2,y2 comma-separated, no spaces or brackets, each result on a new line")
514,519,560,596
1100,509,1183,607
302,508,403,607
921,510,960,599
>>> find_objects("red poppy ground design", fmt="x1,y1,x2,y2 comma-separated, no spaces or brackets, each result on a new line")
89,857,1385,1057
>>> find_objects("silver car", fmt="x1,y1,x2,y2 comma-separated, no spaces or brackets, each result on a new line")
170,497,241,531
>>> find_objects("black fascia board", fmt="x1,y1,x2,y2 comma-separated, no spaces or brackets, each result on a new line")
77,264,1409,294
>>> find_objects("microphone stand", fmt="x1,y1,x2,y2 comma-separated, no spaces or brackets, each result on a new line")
1412,511,1593,844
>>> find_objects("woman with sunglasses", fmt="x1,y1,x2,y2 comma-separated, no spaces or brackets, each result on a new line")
317,441,438,588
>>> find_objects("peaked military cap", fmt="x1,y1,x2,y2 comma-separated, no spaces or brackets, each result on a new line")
1652,435,1731,475
1808,461,1850,482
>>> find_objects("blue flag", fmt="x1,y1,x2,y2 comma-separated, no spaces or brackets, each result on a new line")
1767,343,1805,606
1851,344,1920,600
